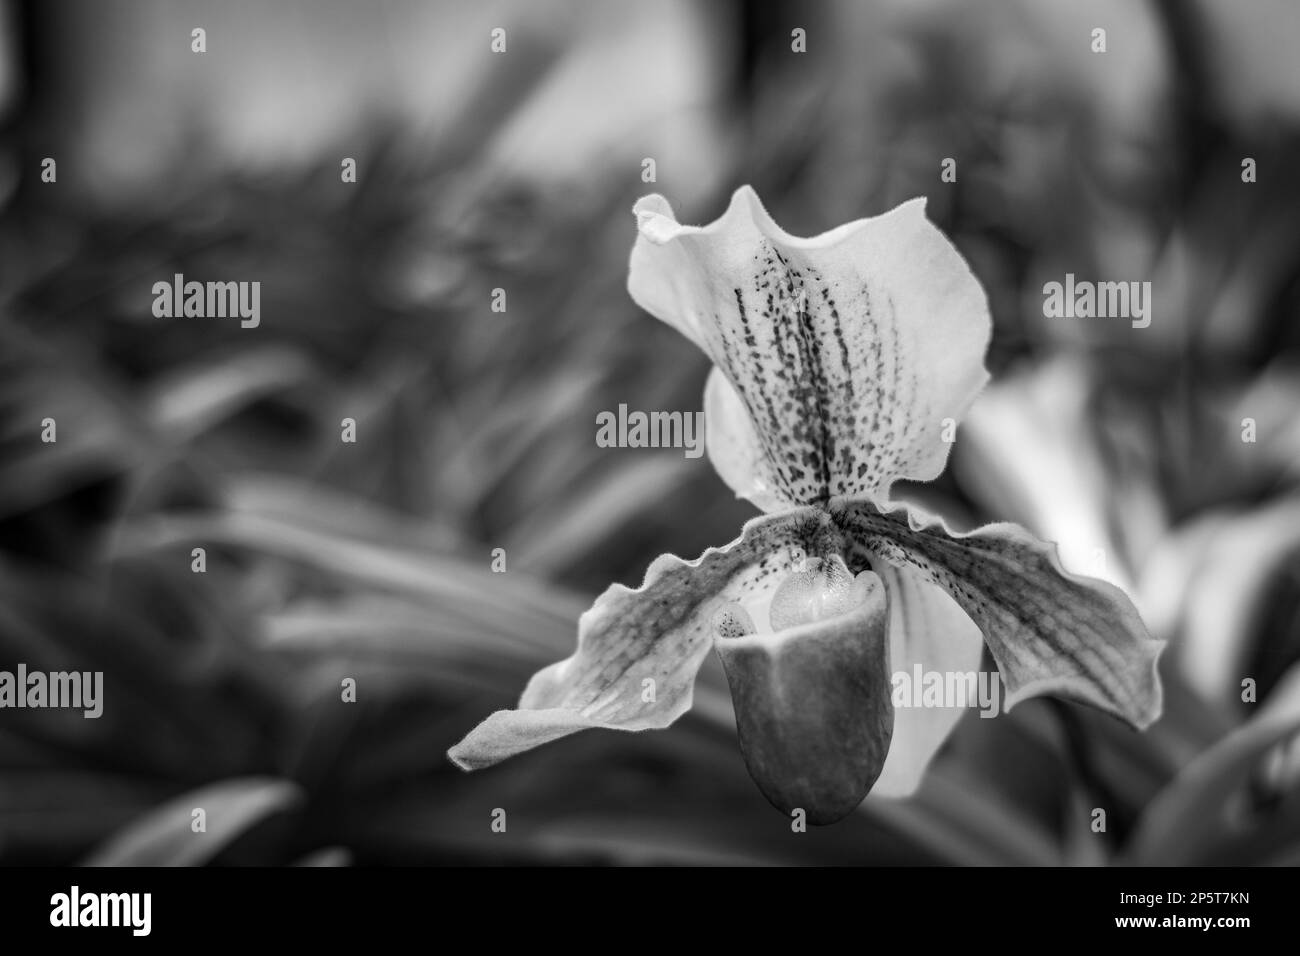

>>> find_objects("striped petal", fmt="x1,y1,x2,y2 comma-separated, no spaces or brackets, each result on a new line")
448,507,841,770
834,498,1164,729
629,186,991,511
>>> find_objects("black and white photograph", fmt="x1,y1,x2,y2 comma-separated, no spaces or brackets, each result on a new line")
1,0,1297,933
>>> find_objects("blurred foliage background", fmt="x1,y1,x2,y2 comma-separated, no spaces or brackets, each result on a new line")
1,0,1299,865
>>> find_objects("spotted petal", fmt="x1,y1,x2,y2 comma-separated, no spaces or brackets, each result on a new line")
835,498,1164,728
629,186,991,511
448,507,843,770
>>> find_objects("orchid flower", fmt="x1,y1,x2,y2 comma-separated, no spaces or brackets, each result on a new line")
448,187,1164,824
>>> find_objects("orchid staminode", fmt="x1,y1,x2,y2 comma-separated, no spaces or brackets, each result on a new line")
449,186,1164,824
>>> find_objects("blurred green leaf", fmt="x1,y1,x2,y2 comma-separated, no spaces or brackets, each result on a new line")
1127,669,1300,865
80,778,303,866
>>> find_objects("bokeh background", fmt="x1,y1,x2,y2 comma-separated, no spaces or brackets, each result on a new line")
2,0,1299,865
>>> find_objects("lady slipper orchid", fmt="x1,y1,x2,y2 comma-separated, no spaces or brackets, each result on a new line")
448,186,1164,824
